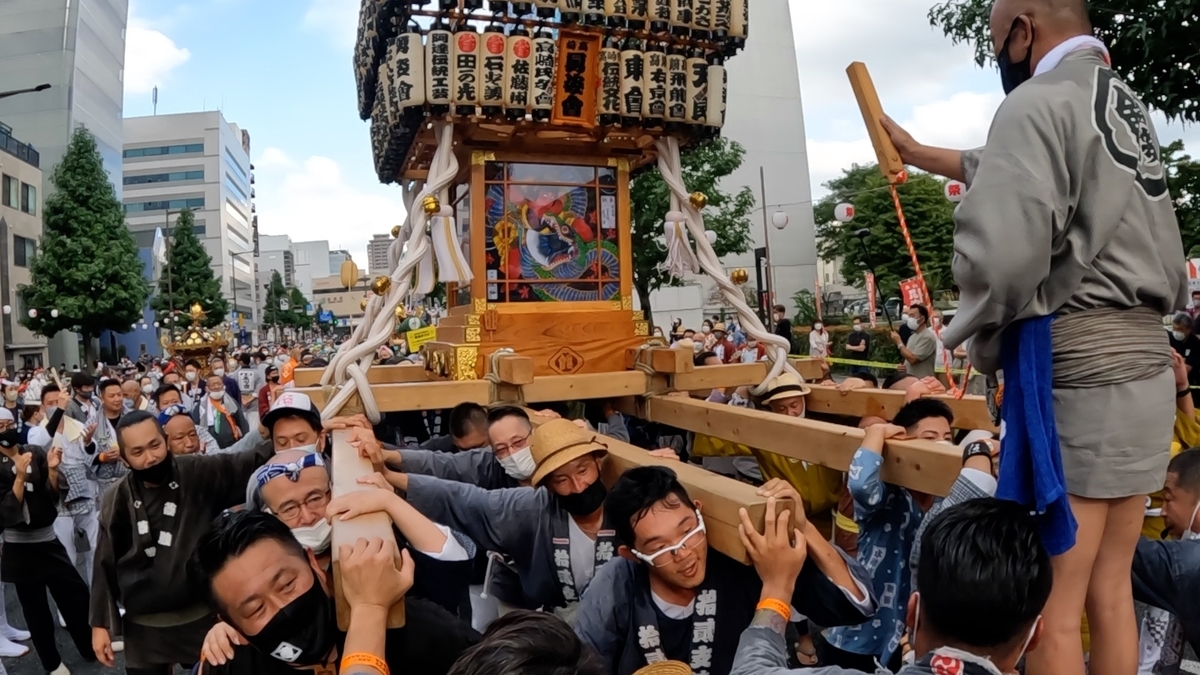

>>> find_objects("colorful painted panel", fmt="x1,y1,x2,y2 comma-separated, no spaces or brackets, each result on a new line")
484,162,620,303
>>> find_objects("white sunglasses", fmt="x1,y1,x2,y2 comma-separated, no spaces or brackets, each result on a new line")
631,510,706,567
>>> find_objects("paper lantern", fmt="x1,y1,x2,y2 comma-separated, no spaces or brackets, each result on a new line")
534,0,556,18
425,27,452,114
670,0,694,35
665,49,688,127
944,180,966,203
27,309,36,319
618,39,645,127
51,309,59,318
705,60,726,129
605,0,629,26
393,32,426,111
530,32,556,122
598,37,621,126
451,27,481,116
1,306,10,315
771,211,788,229
504,27,532,121
729,0,747,41
480,26,507,117
643,47,667,129
704,230,717,245
628,0,648,29
685,51,708,126
834,203,855,223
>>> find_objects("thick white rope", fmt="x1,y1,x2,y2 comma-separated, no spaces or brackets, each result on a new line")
321,121,462,422
653,136,799,395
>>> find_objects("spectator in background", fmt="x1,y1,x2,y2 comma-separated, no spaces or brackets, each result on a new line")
422,402,491,453
1170,313,1200,405
209,355,242,406
772,305,793,352
808,321,830,359
233,354,261,411
256,365,283,420
447,611,605,675
1190,290,1200,320
891,304,937,379
710,323,737,363
846,316,871,375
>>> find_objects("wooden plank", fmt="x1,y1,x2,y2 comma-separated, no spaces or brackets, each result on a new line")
525,411,789,564
633,395,961,496
296,380,492,411
294,364,431,388
518,371,648,403
790,357,827,381
329,429,406,629
493,354,535,385
625,346,694,373
805,385,996,433
846,62,906,184
671,362,769,392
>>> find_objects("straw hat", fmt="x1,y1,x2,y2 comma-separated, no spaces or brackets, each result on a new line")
712,322,727,333
633,662,693,675
530,418,609,486
761,372,811,404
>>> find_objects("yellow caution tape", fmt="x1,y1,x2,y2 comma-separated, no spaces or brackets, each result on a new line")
820,356,973,376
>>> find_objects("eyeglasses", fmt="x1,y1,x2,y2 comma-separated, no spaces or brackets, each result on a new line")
272,490,330,523
631,511,707,568
493,436,529,456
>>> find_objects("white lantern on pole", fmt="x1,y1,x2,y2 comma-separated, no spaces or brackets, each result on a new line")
771,211,788,230
704,230,717,246
50,309,59,318
1,306,9,315
944,180,966,203
27,309,36,319
834,203,855,223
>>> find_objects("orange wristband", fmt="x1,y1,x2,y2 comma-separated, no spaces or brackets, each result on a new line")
340,652,389,675
756,598,791,622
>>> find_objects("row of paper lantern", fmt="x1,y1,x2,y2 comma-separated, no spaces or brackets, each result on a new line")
831,180,966,223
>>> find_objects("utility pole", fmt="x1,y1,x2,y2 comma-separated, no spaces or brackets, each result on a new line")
759,166,775,332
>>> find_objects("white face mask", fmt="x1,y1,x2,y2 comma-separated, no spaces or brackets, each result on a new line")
185,372,197,382
497,446,537,481
1184,499,1200,540
905,317,920,331
813,323,823,331
208,390,224,400
741,347,758,363
290,519,332,553
286,443,320,455
853,324,864,332
142,385,153,395
1173,330,1186,342
212,367,225,377
4,391,17,403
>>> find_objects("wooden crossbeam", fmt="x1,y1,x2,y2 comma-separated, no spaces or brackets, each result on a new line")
329,429,406,629
526,411,789,564
294,364,430,388
516,371,650,404
620,395,961,496
805,385,996,433
296,380,492,411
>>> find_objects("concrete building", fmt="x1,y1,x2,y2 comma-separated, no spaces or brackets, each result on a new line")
290,239,331,299
367,233,391,276
122,112,258,334
255,235,331,299
311,273,370,334
0,124,48,369
0,0,130,365
329,249,351,271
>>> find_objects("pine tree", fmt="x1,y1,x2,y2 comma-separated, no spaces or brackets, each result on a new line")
19,127,151,356
151,208,229,327
262,270,290,327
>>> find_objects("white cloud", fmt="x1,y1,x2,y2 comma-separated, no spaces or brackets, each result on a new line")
123,18,191,96
303,0,360,50
252,149,407,265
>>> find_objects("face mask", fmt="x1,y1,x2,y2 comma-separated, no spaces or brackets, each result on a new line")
911,592,1041,674
244,570,338,666
813,323,823,331
212,368,225,377
287,443,320,455
44,406,58,417
185,372,197,382
0,429,19,448
497,446,537,481
142,385,153,395
998,16,1035,95
853,324,863,332
277,356,289,366
208,390,225,400
4,392,17,403
1173,330,1186,342
291,519,333,553
268,375,280,383
740,349,758,364
905,317,920,331
132,455,174,485
1183,499,1200,541
557,478,608,517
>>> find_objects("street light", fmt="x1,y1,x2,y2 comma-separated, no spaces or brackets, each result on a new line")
0,84,51,100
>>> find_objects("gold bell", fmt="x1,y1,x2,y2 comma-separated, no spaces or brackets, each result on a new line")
371,275,392,296
391,225,402,238
359,298,368,311
689,192,707,209
730,268,749,285
421,195,441,216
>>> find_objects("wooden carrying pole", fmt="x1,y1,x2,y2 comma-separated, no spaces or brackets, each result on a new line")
846,62,906,184
329,429,407,629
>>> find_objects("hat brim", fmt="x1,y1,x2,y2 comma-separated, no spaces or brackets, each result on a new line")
262,406,322,433
531,441,608,487
762,383,811,404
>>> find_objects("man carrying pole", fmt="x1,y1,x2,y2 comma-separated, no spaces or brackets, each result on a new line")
879,1,1185,674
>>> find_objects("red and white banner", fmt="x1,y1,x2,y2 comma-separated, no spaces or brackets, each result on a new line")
865,272,877,328
899,277,926,309
1189,259,1200,293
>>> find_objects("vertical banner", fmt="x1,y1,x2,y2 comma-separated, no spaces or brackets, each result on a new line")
899,277,925,309
1189,259,1200,293
866,272,877,328
552,33,600,128
814,278,823,322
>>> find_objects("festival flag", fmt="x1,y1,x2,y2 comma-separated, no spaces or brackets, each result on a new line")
899,277,925,309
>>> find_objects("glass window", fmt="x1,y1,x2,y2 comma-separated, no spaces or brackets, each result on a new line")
123,143,204,158
13,235,35,268
20,183,36,215
1,175,17,208
483,161,620,303
124,170,204,185
123,197,206,213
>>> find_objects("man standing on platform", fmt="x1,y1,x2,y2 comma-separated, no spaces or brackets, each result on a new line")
882,1,1185,673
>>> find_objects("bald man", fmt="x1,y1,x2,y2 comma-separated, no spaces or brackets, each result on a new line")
883,2,1185,674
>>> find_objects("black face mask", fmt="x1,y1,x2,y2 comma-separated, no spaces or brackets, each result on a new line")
244,570,338,666
0,429,20,449
131,453,174,486
998,16,1035,94
557,478,608,517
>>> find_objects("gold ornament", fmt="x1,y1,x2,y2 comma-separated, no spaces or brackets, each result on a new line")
391,225,402,238
730,268,749,285
394,305,407,319
371,275,392,296
360,298,368,311
689,192,707,209
340,259,360,289
422,195,441,216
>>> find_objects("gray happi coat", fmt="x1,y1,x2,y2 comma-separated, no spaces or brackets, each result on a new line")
942,49,1185,373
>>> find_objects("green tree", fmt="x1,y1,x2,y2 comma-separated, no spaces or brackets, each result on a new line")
287,287,314,329
19,127,150,358
150,208,229,327
1164,140,1200,256
814,164,956,299
630,138,756,326
928,0,1200,122
261,271,290,328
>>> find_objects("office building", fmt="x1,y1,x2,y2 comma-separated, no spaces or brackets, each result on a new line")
255,235,332,300
0,0,130,364
367,233,392,276
290,239,331,299
0,124,48,369
122,111,258,334
311,273,369,335
329,249,351,271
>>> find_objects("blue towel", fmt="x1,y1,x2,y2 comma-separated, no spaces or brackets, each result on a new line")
997,316,1078,556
